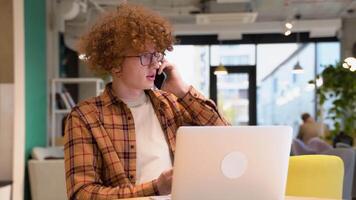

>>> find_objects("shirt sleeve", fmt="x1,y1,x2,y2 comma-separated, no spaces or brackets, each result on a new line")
64,110,160,200
176,86,230,126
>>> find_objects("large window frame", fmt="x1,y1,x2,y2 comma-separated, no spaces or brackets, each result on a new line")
210,65,257,125
174,33,339,126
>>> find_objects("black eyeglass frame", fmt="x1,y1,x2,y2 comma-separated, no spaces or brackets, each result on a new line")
124,52,165,66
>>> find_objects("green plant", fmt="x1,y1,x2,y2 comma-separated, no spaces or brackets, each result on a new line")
310,62,356,137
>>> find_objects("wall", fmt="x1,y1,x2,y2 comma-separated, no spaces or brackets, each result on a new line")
79,60,98,100
0,0,14,182
0,0,14,83
25,0,47,199
0,85,14,180
13,0,26,198
341,17,356,59
1,0,25,199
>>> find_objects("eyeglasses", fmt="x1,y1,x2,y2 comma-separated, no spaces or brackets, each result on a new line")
124,52,165,66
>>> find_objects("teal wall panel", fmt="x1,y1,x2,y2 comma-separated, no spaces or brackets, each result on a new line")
25,0,47,199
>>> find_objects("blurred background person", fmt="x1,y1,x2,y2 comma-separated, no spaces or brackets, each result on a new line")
297,113,330,144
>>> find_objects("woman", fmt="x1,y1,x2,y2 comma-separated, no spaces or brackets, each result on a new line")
64,3,229,199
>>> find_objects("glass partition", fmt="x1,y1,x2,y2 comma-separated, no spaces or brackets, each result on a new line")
165,45,210,97
210,45,256,66
217,73,250,125
165,41,340,134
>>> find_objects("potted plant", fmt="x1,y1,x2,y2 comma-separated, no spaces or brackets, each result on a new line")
310,62,356,144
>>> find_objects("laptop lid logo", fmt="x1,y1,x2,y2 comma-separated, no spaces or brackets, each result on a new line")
221,151,248,179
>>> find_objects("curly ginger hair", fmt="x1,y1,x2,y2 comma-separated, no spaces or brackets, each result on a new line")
78,3,175,74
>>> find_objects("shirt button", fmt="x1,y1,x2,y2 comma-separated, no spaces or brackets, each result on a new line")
130,145,135,149
130,175,134,179
128,116,132,120
189,98,193,101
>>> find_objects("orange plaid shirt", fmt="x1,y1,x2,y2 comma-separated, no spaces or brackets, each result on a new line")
64,83,229,200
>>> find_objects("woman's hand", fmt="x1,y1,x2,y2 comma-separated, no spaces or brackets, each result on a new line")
158,59,190,98
156,169,173,195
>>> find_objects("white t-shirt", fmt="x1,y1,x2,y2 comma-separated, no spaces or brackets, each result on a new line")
123,93,172,184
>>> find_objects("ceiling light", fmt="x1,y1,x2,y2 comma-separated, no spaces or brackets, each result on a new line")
316,77,323,87
350,65,356,72
217,0,251,3
285,22,293,29
284,30,292,36
291,29,304,74
214,63,228,75
343,62,350,69
292,61,304,74
344,57,355,63
344,57,356,67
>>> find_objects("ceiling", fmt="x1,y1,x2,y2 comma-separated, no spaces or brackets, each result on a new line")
82,0,356,21
58,0,356,49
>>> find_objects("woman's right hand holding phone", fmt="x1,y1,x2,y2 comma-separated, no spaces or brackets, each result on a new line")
158,59,190,98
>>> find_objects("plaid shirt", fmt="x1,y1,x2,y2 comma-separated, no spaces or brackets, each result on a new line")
64,83,229,200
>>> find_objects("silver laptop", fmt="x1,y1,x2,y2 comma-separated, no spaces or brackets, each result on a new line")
171,126,292,200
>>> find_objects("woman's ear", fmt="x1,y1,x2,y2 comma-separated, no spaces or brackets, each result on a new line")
111,66,122,77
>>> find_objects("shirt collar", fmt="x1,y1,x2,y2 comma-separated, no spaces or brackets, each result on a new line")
100,83,120,107
100,82,168,109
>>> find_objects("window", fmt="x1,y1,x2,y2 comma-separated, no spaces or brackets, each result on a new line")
210,45,255,66
165,45,210,97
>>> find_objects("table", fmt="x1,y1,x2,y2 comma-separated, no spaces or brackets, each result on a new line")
121,196,337,200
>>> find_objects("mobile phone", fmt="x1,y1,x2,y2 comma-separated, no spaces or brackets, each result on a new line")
154,71,166,89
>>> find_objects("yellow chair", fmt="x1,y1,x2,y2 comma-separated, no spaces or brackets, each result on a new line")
286,155,344,199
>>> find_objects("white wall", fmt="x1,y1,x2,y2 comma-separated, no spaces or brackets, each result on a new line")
0,84,14,180
13,0,25,199
341,17,356,58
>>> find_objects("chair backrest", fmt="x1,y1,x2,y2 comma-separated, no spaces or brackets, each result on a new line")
31,147,64,160
28,160,67,200
291,138,316,155
324,148,355,200
307,137,333,153
286,155,344,199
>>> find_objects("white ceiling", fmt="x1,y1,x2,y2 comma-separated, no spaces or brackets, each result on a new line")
59,0,356,49
89,0,356,21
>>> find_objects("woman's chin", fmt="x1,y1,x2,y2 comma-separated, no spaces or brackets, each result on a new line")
143,83,154,89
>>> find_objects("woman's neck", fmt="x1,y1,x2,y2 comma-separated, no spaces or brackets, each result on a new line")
112,79,144,101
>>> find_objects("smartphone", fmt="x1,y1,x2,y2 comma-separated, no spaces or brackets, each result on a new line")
154,71,166,89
